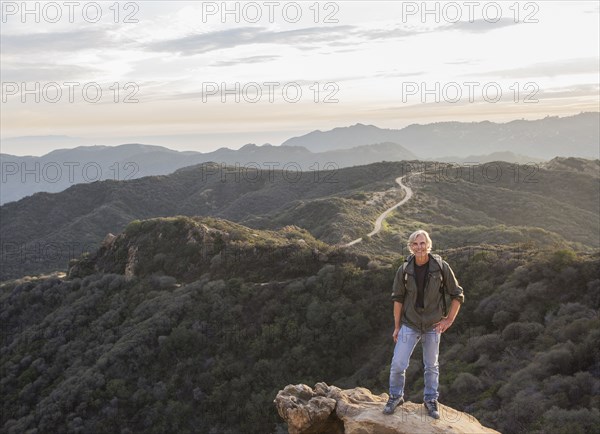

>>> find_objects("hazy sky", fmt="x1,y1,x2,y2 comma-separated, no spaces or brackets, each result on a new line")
1,1,599,155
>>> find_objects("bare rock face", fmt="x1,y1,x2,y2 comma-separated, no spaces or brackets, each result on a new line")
273,384,343,434
124,245,139,280
101,233,116,248
274,383,500,434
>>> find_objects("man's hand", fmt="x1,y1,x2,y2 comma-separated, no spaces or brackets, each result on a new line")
433,317,454,334
393,327,400,343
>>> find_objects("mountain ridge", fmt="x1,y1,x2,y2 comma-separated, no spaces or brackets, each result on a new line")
4,113,597,204
0,142,416,205
2,159,598,280
282,112,599,158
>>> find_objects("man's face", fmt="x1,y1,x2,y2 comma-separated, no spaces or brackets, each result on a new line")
411,234,428,259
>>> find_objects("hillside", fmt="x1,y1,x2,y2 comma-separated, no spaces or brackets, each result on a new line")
542,157,600,177
2,159,598,281
66,216,354,283
0,161,403,280
1,216,598,433
0,142,416,204
394,162,599,242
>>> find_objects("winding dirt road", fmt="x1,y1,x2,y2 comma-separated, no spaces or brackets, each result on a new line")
342,173,417,247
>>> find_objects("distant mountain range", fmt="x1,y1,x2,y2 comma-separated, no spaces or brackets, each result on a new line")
283,112,599,159
3,112,597,204
1,142,416,205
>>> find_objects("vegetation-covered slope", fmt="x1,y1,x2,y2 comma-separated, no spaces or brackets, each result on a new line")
2,160,598,281
2,217,598,433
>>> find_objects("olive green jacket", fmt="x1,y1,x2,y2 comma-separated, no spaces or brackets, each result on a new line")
391,253,464,332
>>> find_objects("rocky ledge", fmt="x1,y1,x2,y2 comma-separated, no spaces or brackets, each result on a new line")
274,383,500,434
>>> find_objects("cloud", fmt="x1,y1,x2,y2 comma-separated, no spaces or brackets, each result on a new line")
211,55,280,67
445,59,479,66
1,64,101,82
476,57,600,78
146,77,356,102
539,83,600,99
376,82,600,112
444,18,518,33
143,23,435,58
355,26,426,40
144,25,357,55
375,70,425,78
1,29,115,54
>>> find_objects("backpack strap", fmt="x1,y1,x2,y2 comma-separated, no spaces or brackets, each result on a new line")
402,254,415,284
432,254,445,286
432,254,448,316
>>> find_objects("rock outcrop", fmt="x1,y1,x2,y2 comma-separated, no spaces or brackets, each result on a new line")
274,383,500,434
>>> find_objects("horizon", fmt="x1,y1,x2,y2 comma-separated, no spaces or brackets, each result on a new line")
1,1,599,156
2,111,598,158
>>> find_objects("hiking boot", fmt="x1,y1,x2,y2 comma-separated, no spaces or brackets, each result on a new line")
424,399,440,419
383,395,404,414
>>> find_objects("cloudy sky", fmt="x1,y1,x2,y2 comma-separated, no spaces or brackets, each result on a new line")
1,1,599,155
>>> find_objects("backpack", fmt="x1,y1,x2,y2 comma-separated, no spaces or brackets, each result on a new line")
402,254,448,316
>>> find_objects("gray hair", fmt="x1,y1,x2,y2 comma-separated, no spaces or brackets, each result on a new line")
407,229,432,254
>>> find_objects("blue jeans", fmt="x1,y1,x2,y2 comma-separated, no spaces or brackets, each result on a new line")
389,323,441,402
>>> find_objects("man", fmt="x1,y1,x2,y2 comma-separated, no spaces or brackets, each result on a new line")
382,229,464,419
